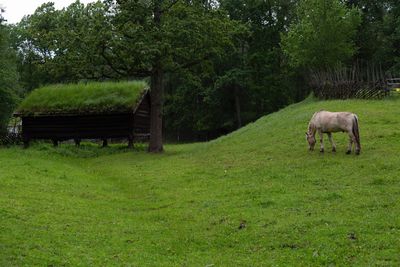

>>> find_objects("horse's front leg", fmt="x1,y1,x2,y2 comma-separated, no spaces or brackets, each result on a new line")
318,129,324,153
327,132,336,152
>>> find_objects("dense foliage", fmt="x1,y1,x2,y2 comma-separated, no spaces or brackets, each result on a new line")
0,11,18,135
6,0,400,142
281,0,361,69
17,81,147,115
348,0,400,72
164,0,307,140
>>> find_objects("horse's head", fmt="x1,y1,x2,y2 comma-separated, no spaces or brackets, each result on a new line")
306,132,316,151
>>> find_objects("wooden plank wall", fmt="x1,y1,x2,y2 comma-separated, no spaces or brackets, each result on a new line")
133,92,151,137
22,113,134,140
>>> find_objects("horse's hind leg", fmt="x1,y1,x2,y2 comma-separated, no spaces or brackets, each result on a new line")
355,142,360,155
327,132,336,152
318,129,324,153
346,133,355,154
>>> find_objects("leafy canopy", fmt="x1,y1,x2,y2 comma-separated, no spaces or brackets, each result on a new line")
102,0,240,75
17,81,148,115
0,14,18,134
12,2,114,90
281,0,361,69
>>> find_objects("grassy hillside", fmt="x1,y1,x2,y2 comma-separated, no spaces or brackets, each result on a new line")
1,96,400,266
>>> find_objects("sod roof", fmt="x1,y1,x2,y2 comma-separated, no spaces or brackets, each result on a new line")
17,81,149,116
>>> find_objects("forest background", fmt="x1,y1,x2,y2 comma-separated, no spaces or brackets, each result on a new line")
1,0,399,142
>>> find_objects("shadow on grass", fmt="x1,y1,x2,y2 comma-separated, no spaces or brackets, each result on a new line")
1,140,193,159
20,141,148,158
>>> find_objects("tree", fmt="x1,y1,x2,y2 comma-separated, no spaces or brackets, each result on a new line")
0,11,18,135
349,0,400,72
12,1,115,91
164,11,250,139
12,3,60,91
104,0,238,152
12,1,239,151
163,0,308,141
281,0,361,69
218,0,304,122
52,1,117,80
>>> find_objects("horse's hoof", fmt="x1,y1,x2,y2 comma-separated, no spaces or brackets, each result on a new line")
332,148,336,152
355,150,360,155
346,150,351,155
320,149,324,153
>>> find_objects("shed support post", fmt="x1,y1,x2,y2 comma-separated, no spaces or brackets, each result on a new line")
102,139,108,147
23,138,30,149
74,139,81,146
128,134,134,149
52,139,58,147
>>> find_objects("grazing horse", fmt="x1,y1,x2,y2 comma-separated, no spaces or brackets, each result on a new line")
306,110,361,155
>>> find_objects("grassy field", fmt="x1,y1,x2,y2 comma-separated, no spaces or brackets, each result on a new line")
1,96,400,266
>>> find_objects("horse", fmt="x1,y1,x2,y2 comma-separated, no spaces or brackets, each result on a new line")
306,110,361,155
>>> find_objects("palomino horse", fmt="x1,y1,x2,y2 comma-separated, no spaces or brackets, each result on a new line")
306,110,361,155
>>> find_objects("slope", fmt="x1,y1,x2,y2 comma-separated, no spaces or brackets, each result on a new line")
1,96,400,266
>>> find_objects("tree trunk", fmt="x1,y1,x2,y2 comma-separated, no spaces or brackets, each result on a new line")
148,1,164,153
234,86,242,129
148,66,164,153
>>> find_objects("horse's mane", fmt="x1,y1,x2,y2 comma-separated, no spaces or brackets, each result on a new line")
308,113,318,134
308,122,316,134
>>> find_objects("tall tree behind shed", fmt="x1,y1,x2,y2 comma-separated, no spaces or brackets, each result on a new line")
104,0,239,152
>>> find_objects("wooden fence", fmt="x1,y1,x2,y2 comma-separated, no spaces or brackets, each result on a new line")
387,78,400,90
309,63,397,99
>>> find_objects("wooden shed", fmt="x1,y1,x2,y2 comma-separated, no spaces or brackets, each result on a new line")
15,81,150,148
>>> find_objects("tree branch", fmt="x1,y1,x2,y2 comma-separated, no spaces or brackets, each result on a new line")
171,53,212,72
100,44,128,76
161,0,180,14
127,67,152,78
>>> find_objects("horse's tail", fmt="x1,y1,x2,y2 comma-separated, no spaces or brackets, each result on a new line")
352,114,361,150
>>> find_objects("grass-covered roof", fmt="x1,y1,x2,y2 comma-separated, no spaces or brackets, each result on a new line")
17,81,148,116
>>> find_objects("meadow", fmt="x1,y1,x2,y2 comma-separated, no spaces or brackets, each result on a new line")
1,96,400,266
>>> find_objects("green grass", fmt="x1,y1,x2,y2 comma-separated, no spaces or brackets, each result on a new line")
17,81,148,115
2,96,400,266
